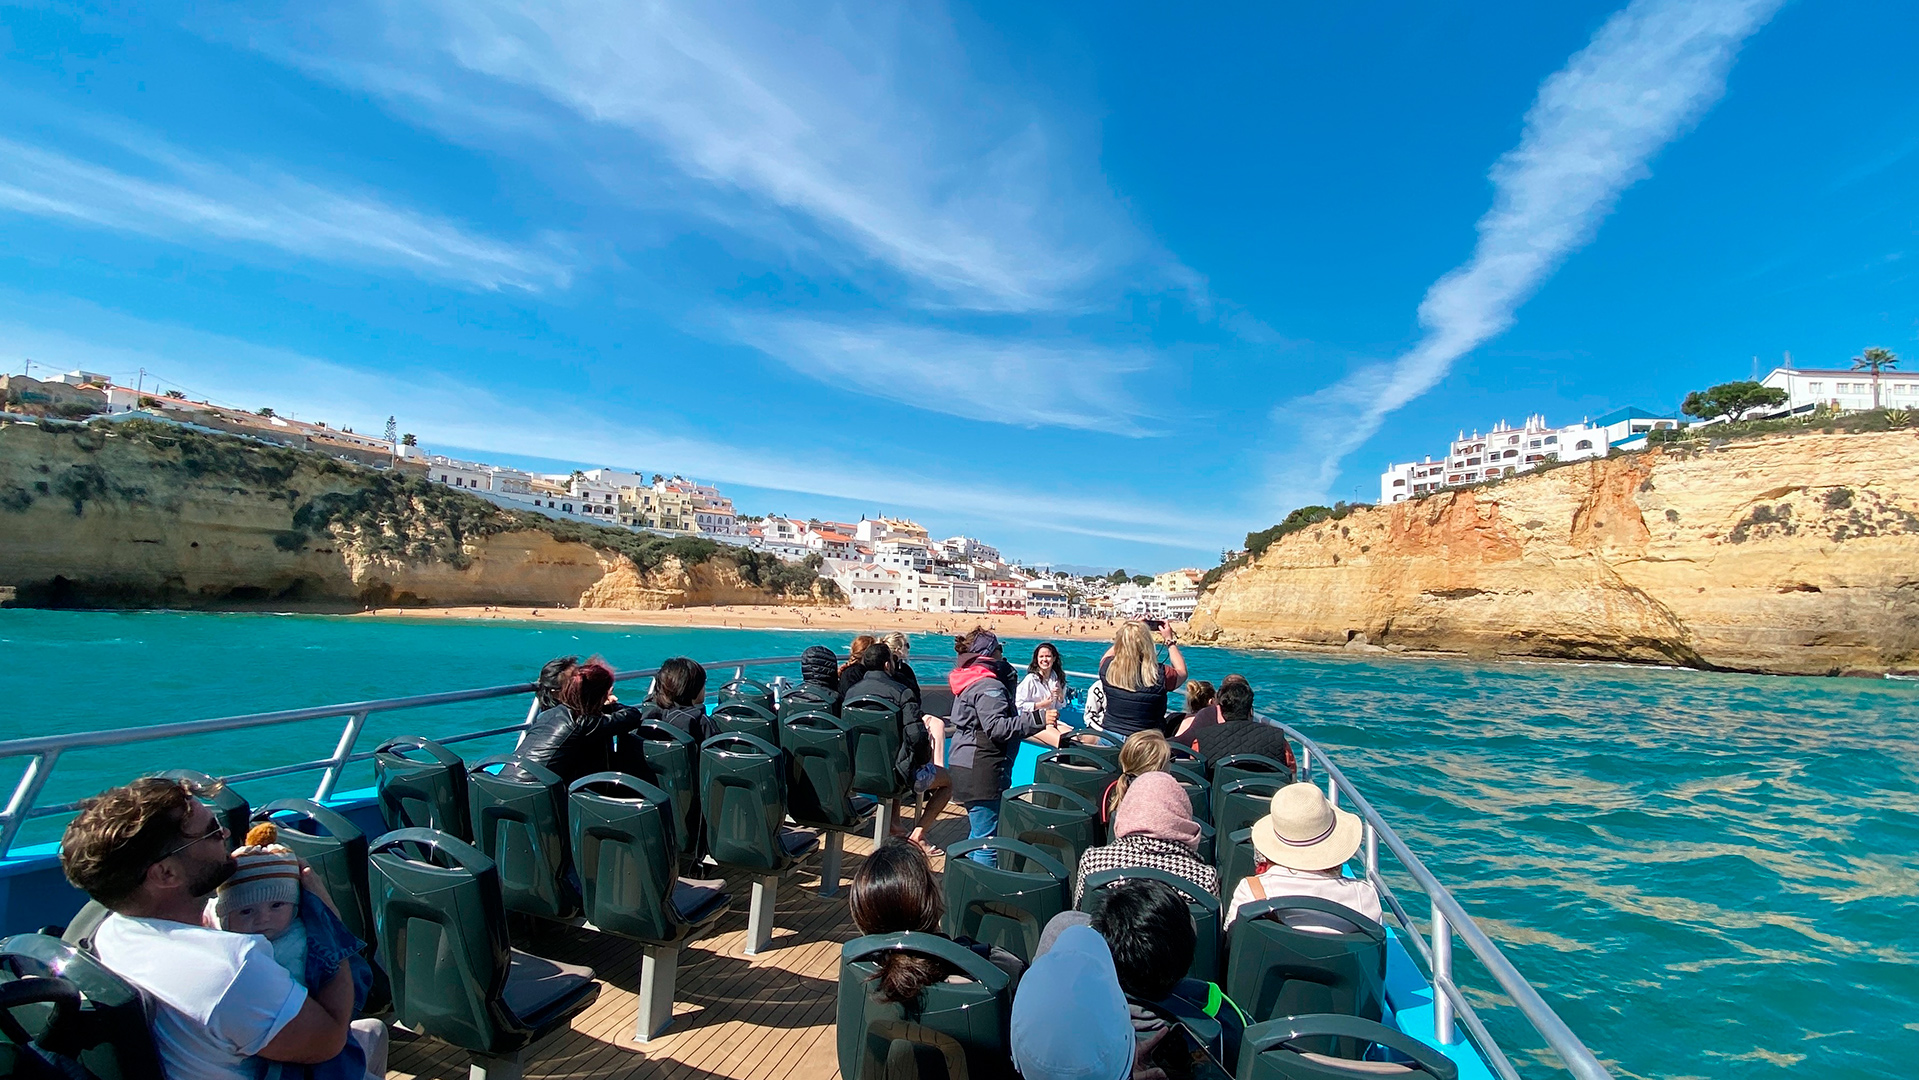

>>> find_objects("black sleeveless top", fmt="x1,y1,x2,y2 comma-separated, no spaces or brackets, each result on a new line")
1098,658,1172,739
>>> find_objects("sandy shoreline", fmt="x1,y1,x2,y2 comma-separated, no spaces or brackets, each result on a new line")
355,603,1125,643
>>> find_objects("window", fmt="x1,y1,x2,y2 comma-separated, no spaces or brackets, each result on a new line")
1466,457,1481,466
1393,478,1406,486
1807,381,1822,396
1575,440,1592,450
1504,449,1518,458
1544,436,1557,444
1508,435,1519,445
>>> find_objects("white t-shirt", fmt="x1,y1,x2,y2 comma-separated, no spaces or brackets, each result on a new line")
1016,673,1066,713
1225,865,1384,930
95,913,308,1080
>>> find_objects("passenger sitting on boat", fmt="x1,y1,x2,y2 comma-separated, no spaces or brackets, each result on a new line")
639,656,711,741
1011,924,1136,1080
882,632,944,769
1076,771,1219,906
1226,783,1381,930
1100,731,1174,824
843,642,951,857
835,634,878,695
1171,674,1236,745
60,778,370,1080
849,840,1023,1003
1095,621,1187,739
1017,642,1071,729
516,658,645,786
1184,680,1295,774
1167,679,1213,730
947,628,1063,867
784,645,843,715
535,654,579,710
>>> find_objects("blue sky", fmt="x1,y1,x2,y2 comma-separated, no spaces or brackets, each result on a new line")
1,1,1913,571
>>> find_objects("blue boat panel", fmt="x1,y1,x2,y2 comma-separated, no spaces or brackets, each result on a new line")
1383,930,1498,1080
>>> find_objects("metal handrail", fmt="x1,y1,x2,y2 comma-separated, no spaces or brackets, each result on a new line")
0,655,802,854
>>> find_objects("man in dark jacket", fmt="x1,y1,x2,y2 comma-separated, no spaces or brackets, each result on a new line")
781,645,843,716
1190,681,1295,774
843,642,950,855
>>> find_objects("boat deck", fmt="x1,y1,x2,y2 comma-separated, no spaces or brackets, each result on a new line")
385,806,968,1080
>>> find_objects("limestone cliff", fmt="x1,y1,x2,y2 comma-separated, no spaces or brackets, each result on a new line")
0,419,830,610
1190,430,1919,676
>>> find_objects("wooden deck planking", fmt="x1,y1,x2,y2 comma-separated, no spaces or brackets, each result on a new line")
386,805,975,1080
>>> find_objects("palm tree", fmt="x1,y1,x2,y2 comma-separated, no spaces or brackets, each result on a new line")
1852,347,1899,409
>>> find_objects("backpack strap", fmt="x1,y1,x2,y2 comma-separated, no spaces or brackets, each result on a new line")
1246,876,1267,901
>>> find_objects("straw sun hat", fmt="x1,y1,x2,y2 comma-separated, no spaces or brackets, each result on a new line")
1252,782,1363,872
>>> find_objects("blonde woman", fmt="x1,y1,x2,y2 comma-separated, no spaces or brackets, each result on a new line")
1101,730,1173,823
1095,620,1187,739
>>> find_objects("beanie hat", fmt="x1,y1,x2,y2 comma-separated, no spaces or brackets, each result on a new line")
1012,924,1134,1080
1113,771,1202,851
800,646,839,686
215,822,301,918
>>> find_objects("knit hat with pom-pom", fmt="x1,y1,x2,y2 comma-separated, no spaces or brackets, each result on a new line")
214,822,300,918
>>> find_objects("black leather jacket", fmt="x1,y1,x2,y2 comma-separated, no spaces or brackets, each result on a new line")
516,704,646,786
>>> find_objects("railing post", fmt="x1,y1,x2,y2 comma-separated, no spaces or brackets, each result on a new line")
1364,820,1378,881
313,711,370,803
1432,907,1456,1045
1299,744,1311,781
0,751,59,857
1326,773,1338,803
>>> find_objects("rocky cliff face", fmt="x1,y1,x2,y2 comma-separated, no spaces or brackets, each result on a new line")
1190,430,1919,676
0,420,821,610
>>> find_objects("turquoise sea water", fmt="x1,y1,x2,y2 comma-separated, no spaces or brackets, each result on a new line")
1,609,1915,1079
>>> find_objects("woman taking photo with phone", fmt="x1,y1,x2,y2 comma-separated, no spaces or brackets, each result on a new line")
1094,620,1187,740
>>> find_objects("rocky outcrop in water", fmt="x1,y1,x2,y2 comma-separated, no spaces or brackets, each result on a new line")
0,419,831,610
1190,430,1919,676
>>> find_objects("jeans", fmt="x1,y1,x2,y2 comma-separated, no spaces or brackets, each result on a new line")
964,799,1001,866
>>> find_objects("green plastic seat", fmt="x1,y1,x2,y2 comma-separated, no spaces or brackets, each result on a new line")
840,698,909,799
940,838,1068,964
837,932,1014,1080
711,700,780,746
700,733,821,954
0,932,163,1080
368,828,599,1074
997,783,1101,884
777,687,839,722
1210,754,1292,817
466,756,578,919
782,712,880,896
254,799,374,945
631,721,700,857
717,676,777,716
1079,866,1224,983
375,736,472,841
1216,776,1287,841
568,773,732,1042
1167,762,1213,824
1237,1014,1457,1080
1033,747,1121,813
151,769,248,850
1225,898,1387,1038
1219,826,1260,903
1167,741,1206,768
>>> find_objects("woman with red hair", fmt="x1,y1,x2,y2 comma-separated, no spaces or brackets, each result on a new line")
514,657,644,784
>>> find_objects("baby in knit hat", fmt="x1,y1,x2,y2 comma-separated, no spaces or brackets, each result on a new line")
215,822,309,980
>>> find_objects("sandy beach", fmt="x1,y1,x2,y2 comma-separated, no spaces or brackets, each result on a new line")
356,603,1125,643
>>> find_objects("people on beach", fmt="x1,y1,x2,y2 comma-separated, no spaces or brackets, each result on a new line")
1077,770,1218,906
946,627,1062,867
1225,782,1381,930
1095,621,1187,739
848,840,1023,1004
1186,679,1294,773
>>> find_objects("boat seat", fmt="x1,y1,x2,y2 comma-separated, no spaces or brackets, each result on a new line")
368,828,598,1080
0,932,165,1080
57,904,110,954
940,837,1069,964
841,697,911,842
151,769,248,850
777,689,839,723
1034,747,1121,814
717,676,777,717
782,711,881,896
1210,754,1293,819
1166,761,1213,824
1226,898,1387,1039
375,736,472,841
1080,866,1224,982
998,784,1101,883
466,756,578,919
700,732,820,954
1167,741,1206,768
252,798,392,1014
1219,826,1260,902
837,932,1015,1080
629,721,700,857
1236,1015,1457,1080
711,700,780,747
1216,776,1287,840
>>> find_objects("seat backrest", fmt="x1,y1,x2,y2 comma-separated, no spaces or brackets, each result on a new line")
0,933,164,1080
632,721,700,855
567,773,684,943
1033,748,1121,812
837,933,1013,1080
1215,777,1286,840
783,713,866,830
374,737,472,841
1237,1014,1458,1080
1218,826,1259,903
998,784,1102,883
699,733,792,872
840,698,907,798
1167,741,1205,768
255,799,373,945
1210,755,1292,820
711,700,780,746
466,756,578,919
1079,866,1225,983
717,677,776,716
778,686,838,721
150,770,248,851
368,828,524,1054
1226,898,1387,1036
1166,762,1213,824
939,839,1068,964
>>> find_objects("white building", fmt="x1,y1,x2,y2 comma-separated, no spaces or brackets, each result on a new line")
938,536,1000,564
873,539,932,572
568,476,622,521
830,560,904,610
1761,366,1919,413
1379,414,1612,504
1110,583,1170,619
1023,583,1070,617
1164,590,1198,621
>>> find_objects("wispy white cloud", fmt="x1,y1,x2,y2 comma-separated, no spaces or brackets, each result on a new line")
1270,0,1784,507
0,129,573,291
0,298,1225,551
731,316,1157,435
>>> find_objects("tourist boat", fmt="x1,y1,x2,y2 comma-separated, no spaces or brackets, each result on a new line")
0,655,1613,1080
